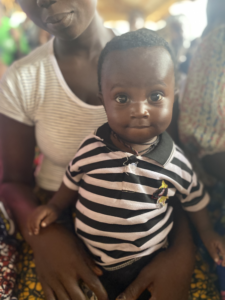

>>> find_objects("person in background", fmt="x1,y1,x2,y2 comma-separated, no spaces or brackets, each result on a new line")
203,0,225,38
180,0,225,77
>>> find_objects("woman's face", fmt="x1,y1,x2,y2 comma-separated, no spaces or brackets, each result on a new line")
17,0,97,40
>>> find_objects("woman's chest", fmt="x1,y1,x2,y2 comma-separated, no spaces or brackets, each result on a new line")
35,94,107,167
57,56,101,106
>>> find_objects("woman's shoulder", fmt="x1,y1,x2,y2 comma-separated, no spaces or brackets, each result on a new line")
0,38,55,95
0,39,55,126
11,39,54,75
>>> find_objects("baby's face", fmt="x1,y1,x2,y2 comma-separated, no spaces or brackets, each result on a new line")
100,47,175,144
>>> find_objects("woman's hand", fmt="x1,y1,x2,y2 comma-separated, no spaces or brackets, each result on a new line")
116,247,192,300
30,224,108,300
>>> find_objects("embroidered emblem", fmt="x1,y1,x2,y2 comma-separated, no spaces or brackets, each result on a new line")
151,180,169,206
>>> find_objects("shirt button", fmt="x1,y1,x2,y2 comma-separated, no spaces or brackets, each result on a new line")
156,203,163,209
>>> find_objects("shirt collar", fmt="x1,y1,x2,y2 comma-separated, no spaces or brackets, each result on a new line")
95,123,174,166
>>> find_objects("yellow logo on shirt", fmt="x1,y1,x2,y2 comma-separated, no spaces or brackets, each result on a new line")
151,180,169,206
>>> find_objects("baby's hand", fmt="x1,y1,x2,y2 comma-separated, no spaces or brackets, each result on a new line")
201,230,225,266
27,204,60,236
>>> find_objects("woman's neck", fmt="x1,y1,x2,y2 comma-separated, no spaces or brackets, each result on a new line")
54,12,114,59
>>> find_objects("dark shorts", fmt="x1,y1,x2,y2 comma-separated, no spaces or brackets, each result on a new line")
99,251,162,300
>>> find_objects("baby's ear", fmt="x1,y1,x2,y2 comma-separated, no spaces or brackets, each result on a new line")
98,92,104,106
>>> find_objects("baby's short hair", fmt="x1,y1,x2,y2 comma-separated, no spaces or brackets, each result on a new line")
98,28,176,92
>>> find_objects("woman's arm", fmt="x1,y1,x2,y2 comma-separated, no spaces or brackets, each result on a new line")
0,113,37,238
0,114,108,300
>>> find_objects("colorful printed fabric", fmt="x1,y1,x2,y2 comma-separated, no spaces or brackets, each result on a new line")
179,25,225,158
0,203,18,300
0,188,222,300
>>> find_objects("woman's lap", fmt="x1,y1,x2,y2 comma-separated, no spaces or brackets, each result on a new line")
0,186,223,300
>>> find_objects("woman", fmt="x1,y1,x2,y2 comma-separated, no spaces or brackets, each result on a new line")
0,1,209,300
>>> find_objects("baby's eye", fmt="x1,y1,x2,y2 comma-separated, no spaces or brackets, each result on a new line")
150,93,163,102
115,95,128,104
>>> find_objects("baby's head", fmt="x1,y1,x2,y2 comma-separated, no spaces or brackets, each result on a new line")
98,28,176,145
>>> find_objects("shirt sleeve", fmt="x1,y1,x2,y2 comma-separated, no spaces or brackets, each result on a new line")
62,137,94,191
0,62,34,126
63,158,84,191
177,171,210,212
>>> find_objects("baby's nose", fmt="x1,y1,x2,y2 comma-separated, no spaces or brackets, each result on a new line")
130,100,149,118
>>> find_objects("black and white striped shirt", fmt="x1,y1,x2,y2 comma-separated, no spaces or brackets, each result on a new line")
63,123,209,268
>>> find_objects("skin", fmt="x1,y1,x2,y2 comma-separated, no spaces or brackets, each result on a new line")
99,47,175,153
26,47,195,300
19,0,98,41
18,0,114,105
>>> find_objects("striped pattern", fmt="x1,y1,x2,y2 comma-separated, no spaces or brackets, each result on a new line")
63,128,209,267
0,39,107,191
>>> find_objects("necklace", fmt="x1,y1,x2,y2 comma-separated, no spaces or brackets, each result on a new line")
111,130,159,156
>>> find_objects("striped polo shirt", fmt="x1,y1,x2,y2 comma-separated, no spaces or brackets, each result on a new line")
63,123,209,268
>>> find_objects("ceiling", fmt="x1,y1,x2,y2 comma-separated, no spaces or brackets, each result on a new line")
97,0,185,22
1,0,188,22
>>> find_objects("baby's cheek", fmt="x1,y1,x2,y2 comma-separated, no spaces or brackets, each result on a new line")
107,105,126,121
154,106,172,128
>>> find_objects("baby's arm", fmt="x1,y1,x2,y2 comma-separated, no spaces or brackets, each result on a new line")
188,208,225,265
28,182,78,235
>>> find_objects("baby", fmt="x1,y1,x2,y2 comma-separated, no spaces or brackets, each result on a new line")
28,29,225,299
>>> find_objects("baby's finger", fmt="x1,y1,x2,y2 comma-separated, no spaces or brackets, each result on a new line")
32,209,50,235
41,212,57,228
